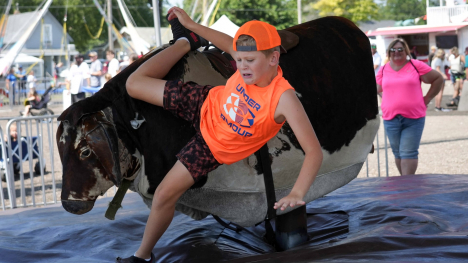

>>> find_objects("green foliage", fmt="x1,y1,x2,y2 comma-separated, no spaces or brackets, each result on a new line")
312,0,379,24
380,0,426,21
182,0,298,30
10,0,167,53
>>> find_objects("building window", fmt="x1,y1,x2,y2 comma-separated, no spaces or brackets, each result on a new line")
435,35,458,49
43,24,52,47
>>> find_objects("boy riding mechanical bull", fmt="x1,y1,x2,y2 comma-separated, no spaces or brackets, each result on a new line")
117,7,323,262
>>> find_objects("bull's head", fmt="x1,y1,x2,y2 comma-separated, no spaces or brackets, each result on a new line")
57,110,122,214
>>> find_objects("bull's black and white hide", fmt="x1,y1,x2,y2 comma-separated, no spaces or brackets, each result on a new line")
57,16,379,227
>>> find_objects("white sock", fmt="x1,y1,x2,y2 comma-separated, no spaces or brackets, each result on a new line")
134,253,151,261
176,37,190,44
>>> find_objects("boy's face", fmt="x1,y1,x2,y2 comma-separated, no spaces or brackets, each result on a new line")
234,50,278,87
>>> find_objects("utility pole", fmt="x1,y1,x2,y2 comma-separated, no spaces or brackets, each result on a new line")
202,0,207,23
297,0,301,24
152,0,162,47
107,0,113,51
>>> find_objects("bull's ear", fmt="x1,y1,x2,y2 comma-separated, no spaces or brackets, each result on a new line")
58,96,112,125
58,100,97,126
83,112,122,186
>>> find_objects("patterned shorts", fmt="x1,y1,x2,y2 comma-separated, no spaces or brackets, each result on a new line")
163,80,221,182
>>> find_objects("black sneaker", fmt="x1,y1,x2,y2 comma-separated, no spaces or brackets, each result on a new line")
115,252,156,263
166,14,208,50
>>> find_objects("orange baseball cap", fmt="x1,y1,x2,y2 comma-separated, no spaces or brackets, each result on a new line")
233,20,286,53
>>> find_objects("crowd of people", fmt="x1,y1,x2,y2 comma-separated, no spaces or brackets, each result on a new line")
2,50,137,110
65,50,138,104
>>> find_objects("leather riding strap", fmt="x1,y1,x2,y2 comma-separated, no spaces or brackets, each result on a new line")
105,179,131,220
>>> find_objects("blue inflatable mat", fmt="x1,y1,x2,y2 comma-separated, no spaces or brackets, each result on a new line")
1,174,468,262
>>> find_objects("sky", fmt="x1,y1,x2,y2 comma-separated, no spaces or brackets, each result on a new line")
167,0,184,8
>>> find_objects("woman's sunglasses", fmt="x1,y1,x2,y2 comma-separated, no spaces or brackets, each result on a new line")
389,48,404,53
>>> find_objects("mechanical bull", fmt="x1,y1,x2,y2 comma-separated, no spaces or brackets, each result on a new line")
57,17,379,227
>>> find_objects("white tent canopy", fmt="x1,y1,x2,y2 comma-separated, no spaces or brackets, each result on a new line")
209,15,239,37
0,53,44,76
119,15,239,51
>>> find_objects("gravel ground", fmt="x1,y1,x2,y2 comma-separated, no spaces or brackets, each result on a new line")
0,81,467,209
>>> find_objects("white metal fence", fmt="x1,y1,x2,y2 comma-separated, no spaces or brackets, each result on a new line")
0,115,60,210
0,115,391,211
366,127,390,178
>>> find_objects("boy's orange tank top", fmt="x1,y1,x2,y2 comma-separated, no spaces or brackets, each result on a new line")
200,66,294,165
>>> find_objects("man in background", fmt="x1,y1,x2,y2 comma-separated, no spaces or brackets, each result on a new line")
66,54,90,103
15,65,27,90
372,44,381,76
5,68,17,104
89,51,102,91
106,50,119,77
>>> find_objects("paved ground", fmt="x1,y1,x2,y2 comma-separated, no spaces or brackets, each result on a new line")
0,81,467,208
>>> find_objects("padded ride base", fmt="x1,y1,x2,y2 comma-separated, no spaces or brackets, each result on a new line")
275,205,309,251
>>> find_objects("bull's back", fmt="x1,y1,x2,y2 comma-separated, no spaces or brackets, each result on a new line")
280,16,378,153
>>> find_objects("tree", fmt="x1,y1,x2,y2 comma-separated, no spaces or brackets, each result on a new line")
183,0,298,30
380,0,426,21
312,0,379,25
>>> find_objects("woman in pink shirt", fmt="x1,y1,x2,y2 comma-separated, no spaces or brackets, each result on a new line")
376,39,443,175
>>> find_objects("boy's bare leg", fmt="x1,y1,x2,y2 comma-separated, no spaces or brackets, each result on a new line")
126,40,191,107
134,161,194,259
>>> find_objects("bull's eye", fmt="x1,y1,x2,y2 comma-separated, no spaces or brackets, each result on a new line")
80,147,92,158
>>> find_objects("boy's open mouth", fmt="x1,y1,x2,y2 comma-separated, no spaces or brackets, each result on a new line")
242,74,252,78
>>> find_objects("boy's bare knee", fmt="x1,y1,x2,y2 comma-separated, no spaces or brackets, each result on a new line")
126,75,136,98
153,186,180,207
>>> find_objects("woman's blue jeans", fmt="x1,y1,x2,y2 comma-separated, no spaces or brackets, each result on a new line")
383,115,425,159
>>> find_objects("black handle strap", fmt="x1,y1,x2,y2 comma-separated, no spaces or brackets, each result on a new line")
259,144,277,220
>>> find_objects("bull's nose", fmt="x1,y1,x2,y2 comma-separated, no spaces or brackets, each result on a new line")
62,200,95,215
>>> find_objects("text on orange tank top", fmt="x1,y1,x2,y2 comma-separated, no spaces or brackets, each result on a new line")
200,66,294,164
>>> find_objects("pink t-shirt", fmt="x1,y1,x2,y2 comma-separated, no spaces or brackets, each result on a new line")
376,59,432,120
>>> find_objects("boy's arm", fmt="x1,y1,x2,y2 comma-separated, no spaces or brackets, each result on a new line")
273,90,323,211
168,7,235,56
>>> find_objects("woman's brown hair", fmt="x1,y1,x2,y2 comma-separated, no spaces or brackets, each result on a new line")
386,38,411,58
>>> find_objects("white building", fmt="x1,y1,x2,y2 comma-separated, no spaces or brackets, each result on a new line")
367,2,468,62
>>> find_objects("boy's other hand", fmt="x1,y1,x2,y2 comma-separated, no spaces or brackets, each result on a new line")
167,7,195,29
273,192,306,211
